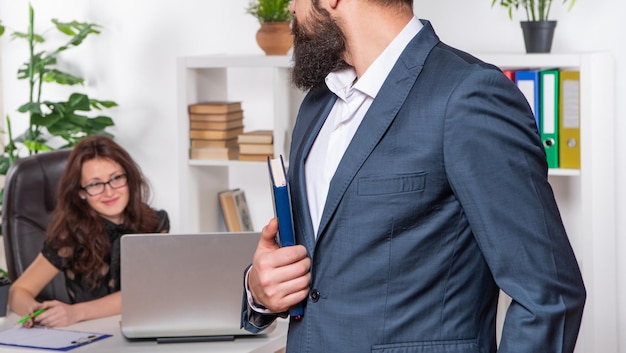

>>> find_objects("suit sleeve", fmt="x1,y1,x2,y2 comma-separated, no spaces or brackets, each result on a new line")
240,265,287,333
443,68,586,353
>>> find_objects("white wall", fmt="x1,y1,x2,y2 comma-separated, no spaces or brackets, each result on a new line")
1,0,624,350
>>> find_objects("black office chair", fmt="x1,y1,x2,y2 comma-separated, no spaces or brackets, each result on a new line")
2,149,72,303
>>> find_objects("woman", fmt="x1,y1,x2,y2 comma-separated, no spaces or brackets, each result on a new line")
8,135,169,327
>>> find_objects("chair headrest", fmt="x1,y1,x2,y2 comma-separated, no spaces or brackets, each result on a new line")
3,149,73,216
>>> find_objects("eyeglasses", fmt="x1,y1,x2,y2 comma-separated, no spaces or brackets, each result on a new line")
81,174,128,196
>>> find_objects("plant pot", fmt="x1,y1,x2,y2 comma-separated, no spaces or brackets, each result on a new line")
520,21,557,53
0,277,10,317
255,22,293,56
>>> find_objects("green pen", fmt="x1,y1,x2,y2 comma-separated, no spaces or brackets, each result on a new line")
17,309,46,324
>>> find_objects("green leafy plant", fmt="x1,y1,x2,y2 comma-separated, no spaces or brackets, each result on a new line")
0,265,9,288
492,0,577,21
246,0,293,23
0,4,117,176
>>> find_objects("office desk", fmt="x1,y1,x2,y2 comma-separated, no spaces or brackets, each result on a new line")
0,313,287,353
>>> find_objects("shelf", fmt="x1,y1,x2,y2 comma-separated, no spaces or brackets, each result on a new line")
183,54,292,69
177,54,304,236
475,52,582,69
189,159,266,167
547,168,580,176
188,162,581,176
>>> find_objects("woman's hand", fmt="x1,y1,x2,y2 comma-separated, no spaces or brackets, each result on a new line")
19,304,45,328
30,300,83,328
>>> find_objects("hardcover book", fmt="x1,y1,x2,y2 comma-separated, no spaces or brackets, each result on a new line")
189,146,238,160
237,130,273,144
267,155,304,319
238,143,275,155
189,127,244,140
188,110,244,122
191,138,237,148
218,189,254,232
188,101,242,114
190,119,243,130
239,153,274,162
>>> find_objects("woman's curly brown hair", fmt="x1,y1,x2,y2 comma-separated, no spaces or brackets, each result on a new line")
46,135,161,290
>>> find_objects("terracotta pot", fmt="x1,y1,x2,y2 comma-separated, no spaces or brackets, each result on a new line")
255,22,293,56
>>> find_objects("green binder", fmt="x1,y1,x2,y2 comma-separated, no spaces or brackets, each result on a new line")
540,68,560,168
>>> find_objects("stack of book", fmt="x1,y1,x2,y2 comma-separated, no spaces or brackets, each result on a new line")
237,130,274,161
188,101,244,160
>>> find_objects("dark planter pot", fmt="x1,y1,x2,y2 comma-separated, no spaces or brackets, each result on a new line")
0,277,10,316
520,20,557,53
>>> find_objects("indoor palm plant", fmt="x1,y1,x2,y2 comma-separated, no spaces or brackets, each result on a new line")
246,0,294,55
493,0,576,21
0,5,116,225
492,0,577,53
0,5,116,176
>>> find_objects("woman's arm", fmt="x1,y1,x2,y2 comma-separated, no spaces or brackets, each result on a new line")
66,291,121,322
8,253,60,316
35,291,121,327
9,253,122,327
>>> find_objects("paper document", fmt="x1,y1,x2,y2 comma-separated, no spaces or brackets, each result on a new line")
0,325,111,351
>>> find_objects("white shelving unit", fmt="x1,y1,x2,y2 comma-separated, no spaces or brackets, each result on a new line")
176,55,305,234
176,53,616,353
476,52,616,353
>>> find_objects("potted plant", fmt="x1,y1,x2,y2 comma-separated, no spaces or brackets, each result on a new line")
491,0,577,53
245,0,293,55
0,5,117,211
0,268,9,317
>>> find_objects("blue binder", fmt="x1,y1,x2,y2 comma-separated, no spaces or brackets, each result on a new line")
515,69,541,132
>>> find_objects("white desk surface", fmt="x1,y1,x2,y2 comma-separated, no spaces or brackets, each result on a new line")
0,312,288,353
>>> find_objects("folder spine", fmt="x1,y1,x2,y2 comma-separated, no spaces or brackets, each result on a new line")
558,70,581,169
540,68,560,168
515,69,541,132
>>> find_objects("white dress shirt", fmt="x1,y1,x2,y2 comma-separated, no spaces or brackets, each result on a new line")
305,17,423,237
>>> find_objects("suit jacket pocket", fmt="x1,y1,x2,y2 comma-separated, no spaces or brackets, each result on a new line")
358,173,426,196
371,338,479,353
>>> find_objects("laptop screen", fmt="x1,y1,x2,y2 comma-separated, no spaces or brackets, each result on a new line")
120,232,269,339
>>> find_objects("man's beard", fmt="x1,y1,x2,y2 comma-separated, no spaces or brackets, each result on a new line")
291,6,349,91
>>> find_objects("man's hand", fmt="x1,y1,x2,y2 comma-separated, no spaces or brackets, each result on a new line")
248,218,311,313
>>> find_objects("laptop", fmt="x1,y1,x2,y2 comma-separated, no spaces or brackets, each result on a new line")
120,231,275,342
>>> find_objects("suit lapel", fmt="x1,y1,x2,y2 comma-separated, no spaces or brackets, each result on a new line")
315,20,440,240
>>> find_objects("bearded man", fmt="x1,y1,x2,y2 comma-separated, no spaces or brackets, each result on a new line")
241,1,586,352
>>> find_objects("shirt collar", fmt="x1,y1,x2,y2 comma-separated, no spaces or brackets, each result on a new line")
325,16,423,100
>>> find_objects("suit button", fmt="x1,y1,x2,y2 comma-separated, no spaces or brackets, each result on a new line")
309,289,320,302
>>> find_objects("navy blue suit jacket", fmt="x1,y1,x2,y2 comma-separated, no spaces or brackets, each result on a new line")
242,20,585,353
